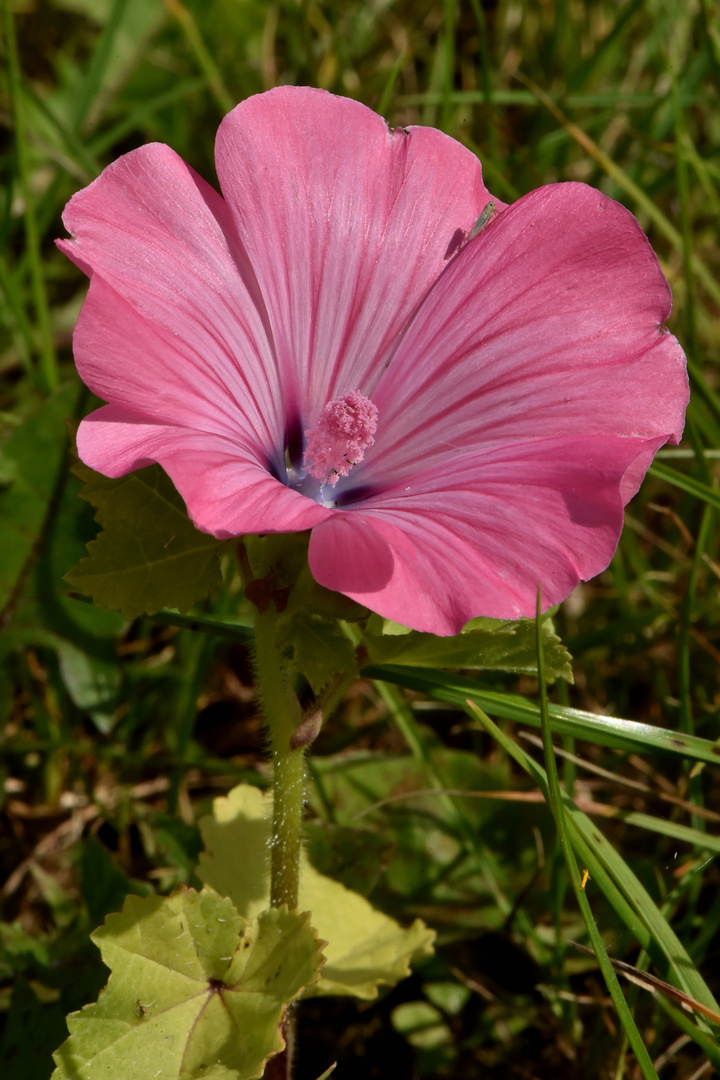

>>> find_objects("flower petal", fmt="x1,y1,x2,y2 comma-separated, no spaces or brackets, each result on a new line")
215,86,495,425
309,434,661,634
73,276,276,455
57,143,284,459
78,406,331,539
366,182,687,483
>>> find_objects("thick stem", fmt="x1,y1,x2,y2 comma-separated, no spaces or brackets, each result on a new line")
253,606,305,910
270,748,306,908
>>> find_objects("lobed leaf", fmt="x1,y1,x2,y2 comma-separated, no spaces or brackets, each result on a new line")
364,614,573,683
51,888,324,1080
65,460,227,619
281,614,359,695
197,785,435,1001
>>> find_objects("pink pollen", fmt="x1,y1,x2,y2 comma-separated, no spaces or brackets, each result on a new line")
304,391,379,487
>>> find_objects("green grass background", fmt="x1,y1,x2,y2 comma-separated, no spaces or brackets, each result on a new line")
1,1,719,1078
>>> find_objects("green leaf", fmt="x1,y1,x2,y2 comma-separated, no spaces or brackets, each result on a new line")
52,888,324,1080
281,615,358,694
365,616,413,636
0,977,68,1080
307,747,520,909
65,461,226,619
2,426,124,646
304,823,394,897
197,785,435,1000
288,562,370,622
0,448,19,486
80,836,147,928
56,639,120,732
364,615,573,683
0,384,81,615
0,425,125,728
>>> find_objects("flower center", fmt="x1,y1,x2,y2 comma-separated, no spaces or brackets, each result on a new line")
304,391,378,488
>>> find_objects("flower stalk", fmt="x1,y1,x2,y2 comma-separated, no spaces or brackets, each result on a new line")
253,604,305,909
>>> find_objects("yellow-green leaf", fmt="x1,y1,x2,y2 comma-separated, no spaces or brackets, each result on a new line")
52,888,323,1080
197,785,435,1001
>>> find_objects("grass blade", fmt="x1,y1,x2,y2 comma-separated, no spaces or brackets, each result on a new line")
70,0,131,131
533,590,660,1079
466,703,719,1026
375,48,407,117
649,462,720,511
515,72,720,309
2,0,58,392
165,0,235,114
362,665,720,766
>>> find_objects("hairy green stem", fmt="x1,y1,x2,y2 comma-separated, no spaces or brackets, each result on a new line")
253,606,305,909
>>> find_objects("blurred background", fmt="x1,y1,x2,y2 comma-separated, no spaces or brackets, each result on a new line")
1,1,719,1077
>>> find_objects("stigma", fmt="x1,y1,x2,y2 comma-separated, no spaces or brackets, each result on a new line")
304,391,379,488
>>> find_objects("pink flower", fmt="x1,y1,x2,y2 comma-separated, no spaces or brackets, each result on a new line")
58,87,688,636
